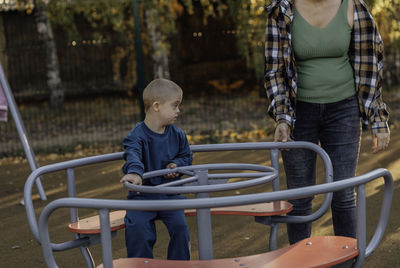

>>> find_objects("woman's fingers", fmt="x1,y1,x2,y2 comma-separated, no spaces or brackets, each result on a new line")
274,123,291,142
372,132,390,153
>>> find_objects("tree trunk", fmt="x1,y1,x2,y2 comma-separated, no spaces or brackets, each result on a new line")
34,0,64,108
384,46,400,89
0,15,8,78
145,9,170,79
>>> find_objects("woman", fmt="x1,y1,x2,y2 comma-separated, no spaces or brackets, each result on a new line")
264,0,390,244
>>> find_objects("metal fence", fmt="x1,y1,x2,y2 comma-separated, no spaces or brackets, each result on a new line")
0,5,273,156
0,5,399,157
2,85,398,157
0,91,274,156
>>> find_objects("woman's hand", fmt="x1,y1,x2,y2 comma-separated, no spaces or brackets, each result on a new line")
372,132,390,153
274,122,292,142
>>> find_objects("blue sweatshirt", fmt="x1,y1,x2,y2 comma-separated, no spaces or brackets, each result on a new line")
122,122,192,186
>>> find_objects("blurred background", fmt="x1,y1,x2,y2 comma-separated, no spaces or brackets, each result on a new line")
0,0,399,157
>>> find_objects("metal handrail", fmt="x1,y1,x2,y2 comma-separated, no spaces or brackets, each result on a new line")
124,163,278,194
24,152,123,242
37,168,393,268
24,142,333,249
0,61,46,200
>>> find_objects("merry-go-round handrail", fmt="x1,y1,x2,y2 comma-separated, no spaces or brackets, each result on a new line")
24,141,333,250
124,163,278,194
38,168,393,268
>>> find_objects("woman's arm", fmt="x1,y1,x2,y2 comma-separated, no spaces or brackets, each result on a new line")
265,5,295,141
350,0,390,152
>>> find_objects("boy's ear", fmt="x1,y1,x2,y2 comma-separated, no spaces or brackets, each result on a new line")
152,101,160,112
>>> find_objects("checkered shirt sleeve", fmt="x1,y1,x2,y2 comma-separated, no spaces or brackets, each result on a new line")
264,5,295,128
350,0,389,133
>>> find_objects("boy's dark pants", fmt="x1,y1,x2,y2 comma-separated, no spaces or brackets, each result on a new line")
282,95,361,244
124,192,190,260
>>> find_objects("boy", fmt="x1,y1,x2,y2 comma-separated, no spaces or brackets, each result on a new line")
120,78,192,260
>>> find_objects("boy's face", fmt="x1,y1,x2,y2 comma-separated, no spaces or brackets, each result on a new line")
157,91,182,125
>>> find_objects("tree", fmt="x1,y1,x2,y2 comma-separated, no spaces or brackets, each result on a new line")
226,0,266,79
34,0,64,108
48,0,140,90
371,0,400,44
142,0,182,79
371,0,400,87
45,0,227,83
38,0,400,91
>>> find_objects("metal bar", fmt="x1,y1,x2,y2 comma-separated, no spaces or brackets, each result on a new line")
269,149,280,250
99,209,113,268
270,149,280,191
195,170,213,260
24,152,123,243
67,168,78,223
37,168,393,266
143,163,274,178
190,141,328,153
191,142,334,224
51,238,90,252
125,171,277,194
67,168,95,267
26,142,328,249
38,208,58,268
0,61,47,200
354,184,367,268
269,223,278,250
157,172,273,184
78,244,95,268
365,173,394,256
155,176,198,187
37,169,389,213
206,173,272,179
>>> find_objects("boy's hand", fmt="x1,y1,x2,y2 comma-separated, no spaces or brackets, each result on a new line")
120,173,142,185
164,163,179,178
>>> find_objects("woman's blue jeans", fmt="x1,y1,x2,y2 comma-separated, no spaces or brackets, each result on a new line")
282,95,361,244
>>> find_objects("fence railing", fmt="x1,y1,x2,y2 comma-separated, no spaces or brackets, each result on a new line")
0,92,275,156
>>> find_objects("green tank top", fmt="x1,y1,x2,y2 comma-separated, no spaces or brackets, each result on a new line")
291,0,355,103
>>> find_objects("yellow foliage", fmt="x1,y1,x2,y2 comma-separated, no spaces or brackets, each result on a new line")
208,79,245,94
170,0,184,17
372,0,400,43
186,127,271,146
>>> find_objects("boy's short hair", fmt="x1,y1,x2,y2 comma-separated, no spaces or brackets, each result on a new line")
143,78,183,111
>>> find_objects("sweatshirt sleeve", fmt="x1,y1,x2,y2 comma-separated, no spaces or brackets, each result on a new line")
171,130,192,167
121,134,144,176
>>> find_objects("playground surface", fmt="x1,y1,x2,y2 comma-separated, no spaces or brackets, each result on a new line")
0,131,399,267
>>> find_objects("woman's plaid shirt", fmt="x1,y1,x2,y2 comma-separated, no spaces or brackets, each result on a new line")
264,0,389,133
